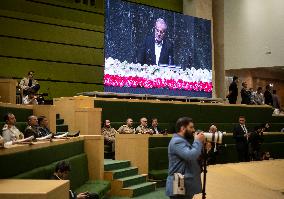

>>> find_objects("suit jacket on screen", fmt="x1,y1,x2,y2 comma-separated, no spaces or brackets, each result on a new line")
137,35,174,66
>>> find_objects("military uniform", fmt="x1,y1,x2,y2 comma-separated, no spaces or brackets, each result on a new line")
117,125,135,134
101,127,117,152
2,124,24,143
135,125,153,134
101,127,117,142
24,125,44,139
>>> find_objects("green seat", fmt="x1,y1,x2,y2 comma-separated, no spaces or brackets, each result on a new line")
75,180,111,199
149,169,168,181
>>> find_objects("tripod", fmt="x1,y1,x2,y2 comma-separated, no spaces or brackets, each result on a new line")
201,145,208,199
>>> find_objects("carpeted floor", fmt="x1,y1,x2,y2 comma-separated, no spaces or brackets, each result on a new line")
109,188,167,199
109,160,284,199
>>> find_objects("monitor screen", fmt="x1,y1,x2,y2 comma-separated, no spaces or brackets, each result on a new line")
104,0,212,97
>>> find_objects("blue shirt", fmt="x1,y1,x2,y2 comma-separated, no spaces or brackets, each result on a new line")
166,133,203,197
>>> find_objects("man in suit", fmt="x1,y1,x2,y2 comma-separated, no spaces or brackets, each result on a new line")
241,81,251,104
227,76,238,104
166,117,205,199
150,118,162,134
137,18,174,66
233,116,250,162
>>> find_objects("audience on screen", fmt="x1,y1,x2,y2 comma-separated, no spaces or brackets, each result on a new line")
101,120,117,152
117,118,135,134
136,117,153,134
2,113,24,143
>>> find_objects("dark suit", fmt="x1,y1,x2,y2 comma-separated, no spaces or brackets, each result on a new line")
137,35,174,66
233,124,249,162
228,81,238,104
241,88,251,104
150,126,162,134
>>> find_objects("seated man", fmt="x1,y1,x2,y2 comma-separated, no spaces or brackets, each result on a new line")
101,120,117,152
117,118,135,134
150,118,162,134
38,116,52,136
24,115,44,138
2,113,24,143
23,89,38,105
19,71,40,96
51,161,98,199
135,117,153,134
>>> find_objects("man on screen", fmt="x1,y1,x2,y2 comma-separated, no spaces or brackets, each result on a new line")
137,18,174,66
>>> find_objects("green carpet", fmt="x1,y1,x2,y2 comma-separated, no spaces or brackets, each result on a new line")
109,188,167,199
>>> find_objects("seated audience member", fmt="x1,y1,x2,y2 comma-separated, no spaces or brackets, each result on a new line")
135,117,153,134
272,90,281,109
241,82,251,104
51,161,98,199
150,118,162,134
24,115,44,138
38,116,52,136
264,85,273,105
249,125,264,161
2,113,24,143
117,118,135,134
252,87,264,105
23,89,38,105
19,71,40,96
101,120,117,152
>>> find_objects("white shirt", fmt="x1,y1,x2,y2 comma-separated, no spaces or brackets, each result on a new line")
155,41,163,65
23,95,38,105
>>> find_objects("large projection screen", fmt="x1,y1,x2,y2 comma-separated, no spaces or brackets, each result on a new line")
104,0,212,97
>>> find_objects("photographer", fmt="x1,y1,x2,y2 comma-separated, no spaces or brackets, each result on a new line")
166,117,205,199
249,126,264,161
205,125,220,165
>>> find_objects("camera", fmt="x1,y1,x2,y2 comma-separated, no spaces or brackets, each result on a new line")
197,130,226,144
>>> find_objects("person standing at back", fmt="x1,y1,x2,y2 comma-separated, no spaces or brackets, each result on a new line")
227,76,238,104
166,117,205,199
241,82,251,104
264,85,273,106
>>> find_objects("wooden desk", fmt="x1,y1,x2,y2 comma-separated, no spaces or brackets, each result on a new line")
54,96,101,134
0,179,69,199
115,134,171,174
0,79,17,104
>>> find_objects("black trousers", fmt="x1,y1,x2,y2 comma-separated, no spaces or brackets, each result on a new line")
229,97,237,104
236,141,249,162
170,195,193,199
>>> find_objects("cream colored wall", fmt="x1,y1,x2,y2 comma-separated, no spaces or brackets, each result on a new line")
224,0,284,69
